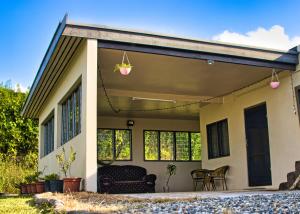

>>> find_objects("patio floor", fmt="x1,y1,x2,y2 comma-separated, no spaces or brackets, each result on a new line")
121,189,283,199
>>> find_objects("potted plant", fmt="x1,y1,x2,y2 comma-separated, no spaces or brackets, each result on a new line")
24,174,35,194
163,164,177,192
20,182,27,194
114,51,133,75
44,173,63,193
56,146,81,193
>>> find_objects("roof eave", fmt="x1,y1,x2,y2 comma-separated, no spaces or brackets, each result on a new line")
21,14,68,118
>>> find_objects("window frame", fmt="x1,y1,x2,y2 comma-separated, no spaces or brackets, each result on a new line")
61,83,82,145
295,85,300,123
97,128,133,161
143,130,201,162
206,119,230,159
41,111,55,158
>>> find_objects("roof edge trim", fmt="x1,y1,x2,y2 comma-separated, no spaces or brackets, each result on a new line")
21,14,68,117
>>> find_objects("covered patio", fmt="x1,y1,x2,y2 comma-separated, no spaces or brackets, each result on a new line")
22,16,298,193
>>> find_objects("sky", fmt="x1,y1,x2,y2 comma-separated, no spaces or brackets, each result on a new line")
0,0,300,90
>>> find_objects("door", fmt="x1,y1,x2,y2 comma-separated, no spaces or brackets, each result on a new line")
244,103,272,186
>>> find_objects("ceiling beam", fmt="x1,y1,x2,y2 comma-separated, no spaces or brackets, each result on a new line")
98,88,223,104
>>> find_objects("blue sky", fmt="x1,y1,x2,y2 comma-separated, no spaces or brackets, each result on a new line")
0,0,299,89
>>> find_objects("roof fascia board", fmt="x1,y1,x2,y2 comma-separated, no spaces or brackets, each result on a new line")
63,22,298,66
98,40,295,70
21,14,68,116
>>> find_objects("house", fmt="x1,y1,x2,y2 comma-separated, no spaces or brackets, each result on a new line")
22,15,300,193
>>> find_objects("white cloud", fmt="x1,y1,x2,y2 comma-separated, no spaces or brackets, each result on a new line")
212,25,300,51
14,83,28,93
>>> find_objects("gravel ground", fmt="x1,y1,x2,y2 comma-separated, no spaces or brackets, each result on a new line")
120,191,300,214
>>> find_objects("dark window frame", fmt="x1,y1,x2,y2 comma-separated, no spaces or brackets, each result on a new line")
42,111,55,157
206,119,230,159
61,83,81,145
143,130,201,162
295,85,300,123
97,128,133,161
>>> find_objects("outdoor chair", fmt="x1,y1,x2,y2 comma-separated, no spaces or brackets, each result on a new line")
210,165,229,190
191,169,211,191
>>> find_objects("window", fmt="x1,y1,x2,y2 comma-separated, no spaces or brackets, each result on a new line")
42,113,54,157
97,129,132,161
295,86,300,122
144,130,201,161
61,84,81,145
207,119,230,159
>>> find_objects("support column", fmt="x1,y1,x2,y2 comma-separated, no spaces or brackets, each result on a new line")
82,39,98,192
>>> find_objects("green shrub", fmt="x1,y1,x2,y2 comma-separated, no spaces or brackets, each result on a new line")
0,154,36,193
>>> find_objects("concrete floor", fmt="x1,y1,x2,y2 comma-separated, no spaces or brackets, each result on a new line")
122,190,290,200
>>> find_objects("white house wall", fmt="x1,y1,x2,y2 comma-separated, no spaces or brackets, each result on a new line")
200,71,300,190
38,39,98,192
98,116,201,192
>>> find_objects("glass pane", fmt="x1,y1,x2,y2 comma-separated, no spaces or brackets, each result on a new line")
160,132,174,160
176,132,189,161
44,123,48,156
191,132,201,160
219,120,230,156
209,123,220,158
97,129,113,160
115,130,131,160
144,131,159,160
68,97,73,139
75,88,80,135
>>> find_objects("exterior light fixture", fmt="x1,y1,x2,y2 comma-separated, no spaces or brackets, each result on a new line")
207,59,214,65
127,120,134,127
132,97,176,103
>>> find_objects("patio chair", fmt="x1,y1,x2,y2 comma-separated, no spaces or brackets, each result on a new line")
190,169,211,191
210,165,229,190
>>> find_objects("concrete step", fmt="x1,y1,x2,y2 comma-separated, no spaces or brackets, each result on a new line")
287,171,296,187
279,182,289,190
295,161,300,173
287,171,300,187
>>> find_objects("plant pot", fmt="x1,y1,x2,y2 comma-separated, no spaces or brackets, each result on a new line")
45,180,63,193
26,184,32,194
119,67,131,75
270,81,280,89
30,183,37,194
63,178,81,193
35,181,45,193
20,184,27,194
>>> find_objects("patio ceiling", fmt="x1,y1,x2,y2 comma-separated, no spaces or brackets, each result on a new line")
21,15,299,119
97,48,282,120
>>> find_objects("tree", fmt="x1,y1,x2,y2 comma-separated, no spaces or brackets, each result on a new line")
0,86,38,161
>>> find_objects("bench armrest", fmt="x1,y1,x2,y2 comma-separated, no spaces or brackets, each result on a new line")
143,174,157,185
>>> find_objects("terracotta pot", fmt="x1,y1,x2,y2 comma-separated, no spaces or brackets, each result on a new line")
20,184,27,194
26,184,32,194
35,181,45,193
119,67,131,75
270,81,280,89
30,183,37,194
63,178,81,193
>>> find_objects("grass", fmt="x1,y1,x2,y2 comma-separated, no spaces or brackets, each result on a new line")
0,196,54,214
0,158,36,194
37,192,198,213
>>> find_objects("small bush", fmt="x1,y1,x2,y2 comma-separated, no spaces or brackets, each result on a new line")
0,154,36,194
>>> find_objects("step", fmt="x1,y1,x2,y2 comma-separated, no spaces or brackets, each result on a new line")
279,182,289,190
295,161,300,173
287,171,296,187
